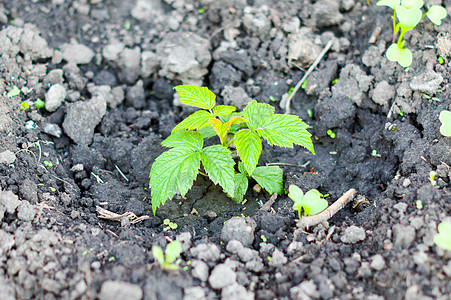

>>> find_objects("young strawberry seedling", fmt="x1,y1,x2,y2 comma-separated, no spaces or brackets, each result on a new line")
152,240,183,270
288,185,328,219
377,0,447,67
433,221,451,251
439,110,451,137
149,85,314,213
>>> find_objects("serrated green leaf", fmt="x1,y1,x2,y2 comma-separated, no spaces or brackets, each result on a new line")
233,129,262,175
213,105,236,116
152,245,165,266
172,110,213,132
162,130,204,149
396,6,422,30
433,221,451,251
238,161,248,176
229,172,248,202
426,6,447,26
252,166,284,194
165,240,182,264
208,118,231,145
200,145,235,196
198,126,217,139
386,43,412,67
149,148,201,214
288,185,328,217
439,110,451,137
243,100,274,129
257,114,314,153
174,85,216,109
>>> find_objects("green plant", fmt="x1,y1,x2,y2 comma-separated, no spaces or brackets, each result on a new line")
20,101,30,110
377,0,447,67
163,218,178,231
433,221,451,251
439,110,451,137
7,86,21,98
149,85,314,213
152,240,183,270
35,98,45,109
288,185,328,219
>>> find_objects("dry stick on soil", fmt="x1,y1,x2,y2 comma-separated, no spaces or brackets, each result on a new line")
283,40,333,114
296,188,357,229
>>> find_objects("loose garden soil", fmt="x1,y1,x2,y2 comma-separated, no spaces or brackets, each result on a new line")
0,0,450,299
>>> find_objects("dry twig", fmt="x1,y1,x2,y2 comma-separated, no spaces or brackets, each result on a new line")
96,206,150,226
282,40,333,114
260,193,278,212
296,188,357,229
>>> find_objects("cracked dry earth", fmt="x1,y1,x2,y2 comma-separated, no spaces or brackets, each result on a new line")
0,0,450,299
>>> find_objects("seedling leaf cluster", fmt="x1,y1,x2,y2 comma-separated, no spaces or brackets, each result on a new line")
288,185,328,219
149,85,314,213
439,110,451,137
152,240,182,270
377,0,447,67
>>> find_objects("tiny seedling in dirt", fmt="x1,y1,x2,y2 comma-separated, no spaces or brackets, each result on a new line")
433,221,451,251
288,185,328,219
152,240,182,270
20,101,30,110
35,98,45,109
377,0,447,67
7,86,21,98
149,85,314,213
163,218,178,231
439,110,451,137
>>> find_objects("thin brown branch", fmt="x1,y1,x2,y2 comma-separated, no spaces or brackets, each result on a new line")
282,40,333,114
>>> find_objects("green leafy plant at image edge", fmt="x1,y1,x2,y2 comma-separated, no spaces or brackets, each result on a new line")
149,85,314,214
152,240,182,270
433,221,451,251
377,0,447,67
288,185,328,219
439,110,451,137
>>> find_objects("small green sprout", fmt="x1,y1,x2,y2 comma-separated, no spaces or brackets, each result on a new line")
149,85,314,213
377,0,447,67
301,80,308,89
44,161,53,168
331,78,339,85
307,109,313,118
269,95,276,102
438,56,445,64
124,21,131,30
49,187,56,192
416,200,423,209
20,101,30,110
327,129,336,139
288,87,295,95
267,256,272,262
198,7,206,14
7,86,21,98
108,256,116,262
433,221,451,251
152,240,182,270
261,235,268,242
288,185,328,219
429,171,437,186
163,219,178,231
35,98,45,109
83,250,88,255
439,110,451,137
